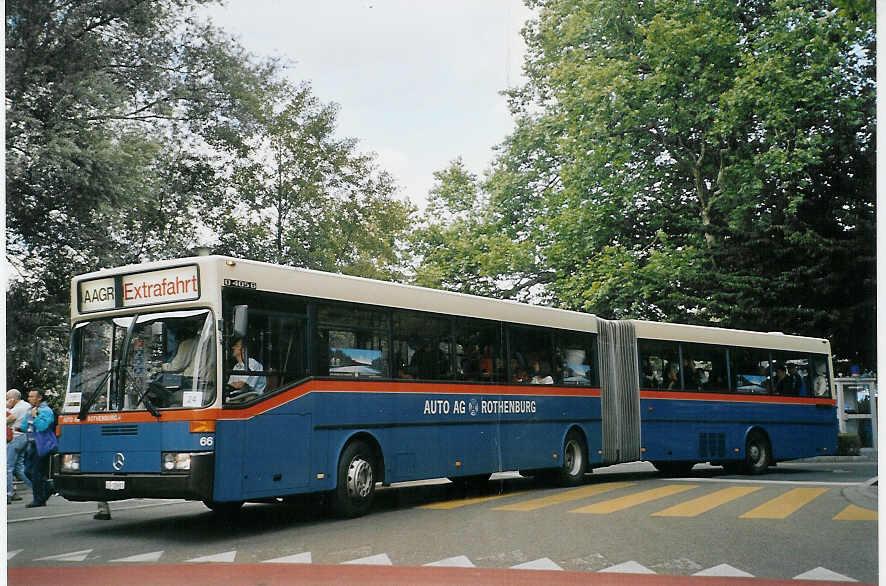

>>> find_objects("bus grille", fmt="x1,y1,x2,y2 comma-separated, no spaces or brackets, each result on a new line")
101,425,139,436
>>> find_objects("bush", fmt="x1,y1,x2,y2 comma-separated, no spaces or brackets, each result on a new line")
837,433,861,456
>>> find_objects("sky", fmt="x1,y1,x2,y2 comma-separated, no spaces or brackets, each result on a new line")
204,0,534,209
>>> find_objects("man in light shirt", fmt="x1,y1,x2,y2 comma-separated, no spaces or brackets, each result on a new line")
227,338,266,395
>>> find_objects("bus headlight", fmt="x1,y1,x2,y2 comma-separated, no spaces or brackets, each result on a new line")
162,453,192,472
61,453,81,472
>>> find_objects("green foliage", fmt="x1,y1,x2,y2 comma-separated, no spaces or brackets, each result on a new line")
207,82,416,281
5,0,416,391
414,0,875,367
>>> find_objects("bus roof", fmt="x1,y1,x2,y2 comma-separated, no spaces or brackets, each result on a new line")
71,256,831,352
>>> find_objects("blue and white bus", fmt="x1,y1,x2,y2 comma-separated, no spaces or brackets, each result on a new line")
54,256,837,516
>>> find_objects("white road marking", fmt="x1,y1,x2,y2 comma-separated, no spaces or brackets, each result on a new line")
186,550,237,563
262,552,312,564
7,549,22,560
34,549,93,562
693,563,755,577
341,553,393,565
793,566,857,582
511,557,564,570
599,560,656,574
110,551,165,563
423,555,475,567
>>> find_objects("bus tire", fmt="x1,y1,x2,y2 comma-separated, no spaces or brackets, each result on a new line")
203,500,243,516
333,440,377,518
557,430,588,486
744,432,771,475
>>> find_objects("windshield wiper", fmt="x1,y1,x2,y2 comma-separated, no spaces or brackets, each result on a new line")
132,386,161,418
77,366,115,421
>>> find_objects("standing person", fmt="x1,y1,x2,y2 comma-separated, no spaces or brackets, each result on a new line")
6,389,33,503
20,389,55,508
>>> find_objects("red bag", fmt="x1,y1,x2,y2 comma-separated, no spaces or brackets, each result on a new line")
6,409,12,442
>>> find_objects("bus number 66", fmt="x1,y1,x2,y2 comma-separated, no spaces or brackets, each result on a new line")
199,436,214,447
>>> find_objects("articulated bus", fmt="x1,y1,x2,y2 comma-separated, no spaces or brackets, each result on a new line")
54,256,837,516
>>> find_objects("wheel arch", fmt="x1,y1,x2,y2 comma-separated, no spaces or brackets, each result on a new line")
743,425,774,463
335,431,385,486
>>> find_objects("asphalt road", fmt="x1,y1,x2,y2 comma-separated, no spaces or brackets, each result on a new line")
7,460,879,584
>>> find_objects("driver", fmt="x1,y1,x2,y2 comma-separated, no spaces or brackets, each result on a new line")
227,337,266,395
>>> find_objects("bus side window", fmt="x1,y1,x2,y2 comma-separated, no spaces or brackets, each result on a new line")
454,318,502,383
731,348,771,394
811,355,831,397
392,311,453,380
638,339,680,390
554,330,594,386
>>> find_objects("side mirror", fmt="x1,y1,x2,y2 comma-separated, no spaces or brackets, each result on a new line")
233,305,249,339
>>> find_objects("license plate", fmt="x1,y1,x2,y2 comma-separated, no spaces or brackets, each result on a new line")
105,480,125,490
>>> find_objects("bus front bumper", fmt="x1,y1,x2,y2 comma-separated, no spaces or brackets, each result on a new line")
51,452,214,502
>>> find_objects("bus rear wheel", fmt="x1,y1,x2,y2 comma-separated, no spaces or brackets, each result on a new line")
333,440,377,518
744,433,771,475
557,430,588,486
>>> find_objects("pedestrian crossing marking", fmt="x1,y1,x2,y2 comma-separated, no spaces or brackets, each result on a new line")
570,484,698,514
739,487,829,519
833,504,877,521
110,551,165,563
493,482,635,511
419,491,529,510
652,486,762,517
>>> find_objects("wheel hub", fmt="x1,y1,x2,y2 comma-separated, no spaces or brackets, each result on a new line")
347,458,373,499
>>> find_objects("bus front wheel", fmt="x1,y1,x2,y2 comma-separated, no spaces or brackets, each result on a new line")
557,430,588,486
333,440,377,518
744,433,771,475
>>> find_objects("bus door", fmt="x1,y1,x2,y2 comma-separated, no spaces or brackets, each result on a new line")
596,319,641,464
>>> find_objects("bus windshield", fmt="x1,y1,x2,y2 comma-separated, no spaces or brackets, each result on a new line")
66,309,217,414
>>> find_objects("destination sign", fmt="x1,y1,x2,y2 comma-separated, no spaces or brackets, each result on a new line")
79,265,200,313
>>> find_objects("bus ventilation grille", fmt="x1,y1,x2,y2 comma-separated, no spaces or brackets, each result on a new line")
101,425,139,436
699,433,725,458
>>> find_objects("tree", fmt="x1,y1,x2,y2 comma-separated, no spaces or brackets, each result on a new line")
411,158,545,299
207,83,416,281
416,0,875,366
5,0,277,390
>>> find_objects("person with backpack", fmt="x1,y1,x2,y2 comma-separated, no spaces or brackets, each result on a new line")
18,389,56,508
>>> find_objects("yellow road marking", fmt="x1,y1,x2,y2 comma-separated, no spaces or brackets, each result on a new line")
570,484,698,514
833,504,877,521
739,487,829,519
419,491,529,510
652,486,763,517
493,482,635,511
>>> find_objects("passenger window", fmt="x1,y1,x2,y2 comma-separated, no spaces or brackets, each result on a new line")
681,343,729,393
316,303,389,378
248,311,308,391
731,348,772,394
638,339,681,390
554,330,596,386
392,311,453,380
454,318,503,382
508,325,554,384
810,354,832,397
